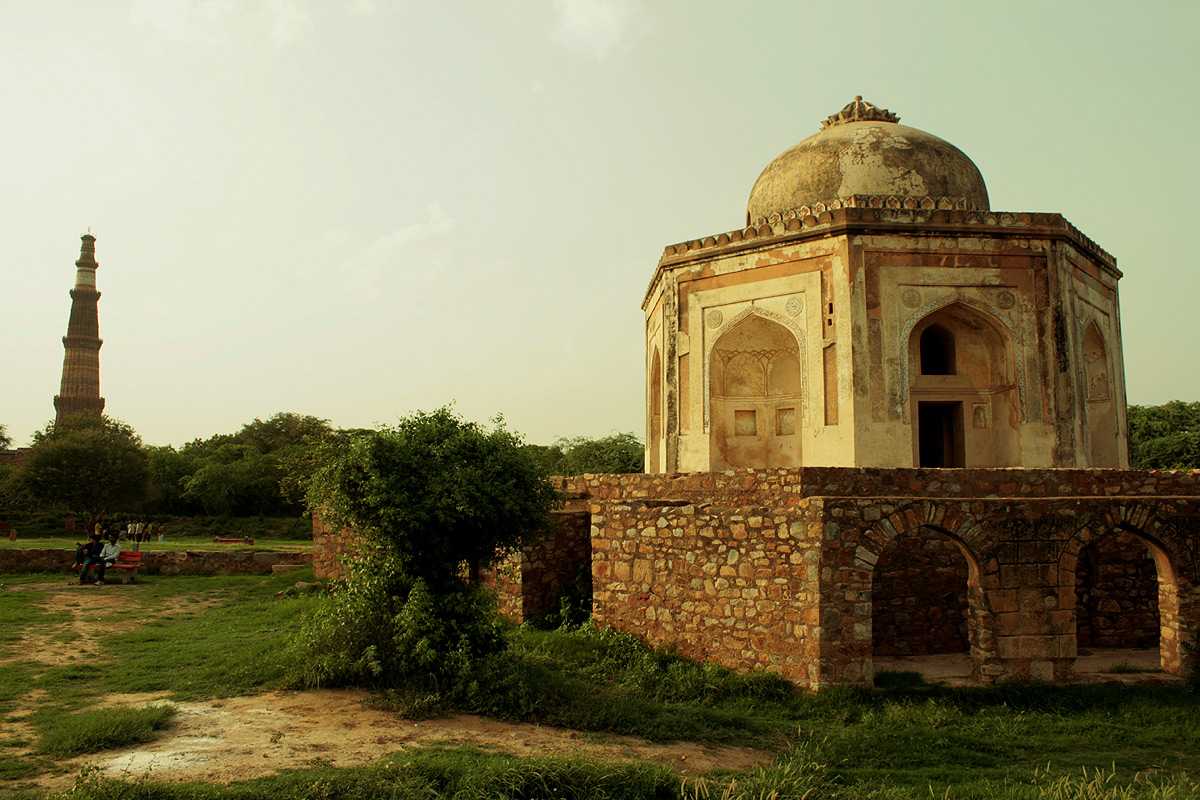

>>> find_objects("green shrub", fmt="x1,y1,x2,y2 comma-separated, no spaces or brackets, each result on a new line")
289,549,504,694
38,704,176,757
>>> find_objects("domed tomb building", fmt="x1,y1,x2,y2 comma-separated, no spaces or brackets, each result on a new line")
643,97,1127,472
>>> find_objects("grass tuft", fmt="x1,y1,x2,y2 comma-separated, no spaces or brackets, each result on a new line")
37,704,177,757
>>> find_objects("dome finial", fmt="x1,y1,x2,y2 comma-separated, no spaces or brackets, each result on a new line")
820,96,900,130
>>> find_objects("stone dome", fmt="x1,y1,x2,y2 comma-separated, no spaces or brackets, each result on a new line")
746,97,989,223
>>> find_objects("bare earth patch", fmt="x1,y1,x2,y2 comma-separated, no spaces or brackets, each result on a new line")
31,690,772,788
0,583,219,667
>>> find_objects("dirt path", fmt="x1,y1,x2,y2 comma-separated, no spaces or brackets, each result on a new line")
29,689,773,789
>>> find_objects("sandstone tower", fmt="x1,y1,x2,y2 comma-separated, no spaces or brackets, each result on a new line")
53,233,106,424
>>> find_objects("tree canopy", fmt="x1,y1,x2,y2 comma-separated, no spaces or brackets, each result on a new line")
1128,401,1200,469
523,432,644,476
22,414,148,514
0,423,11,450
307,407,557,589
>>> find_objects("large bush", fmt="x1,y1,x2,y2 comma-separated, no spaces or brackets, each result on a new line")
306,407,556,588
291,549,504,694
293,407,556,693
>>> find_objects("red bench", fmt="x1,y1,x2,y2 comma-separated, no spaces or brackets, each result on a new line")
107,551,143,584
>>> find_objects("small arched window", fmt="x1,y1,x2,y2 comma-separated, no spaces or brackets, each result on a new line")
920,324,956,375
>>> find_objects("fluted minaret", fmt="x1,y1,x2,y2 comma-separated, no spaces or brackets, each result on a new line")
53,233,106,424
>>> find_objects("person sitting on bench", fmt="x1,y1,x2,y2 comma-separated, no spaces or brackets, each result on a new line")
78,532,106,585
100,534,121,567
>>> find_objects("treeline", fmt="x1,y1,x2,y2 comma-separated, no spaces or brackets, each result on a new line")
0,414,645,517
1127,401,1200,469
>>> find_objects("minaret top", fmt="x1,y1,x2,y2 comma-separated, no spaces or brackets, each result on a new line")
76,232,98,270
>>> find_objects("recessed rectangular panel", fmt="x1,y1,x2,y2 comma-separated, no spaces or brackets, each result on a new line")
775,407,796,436
734,409,757,436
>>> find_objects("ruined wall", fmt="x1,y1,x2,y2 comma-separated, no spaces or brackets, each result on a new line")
481,511,591,624
554,467,1200,506
311,512,360,580
0,548,311,576
315,508,591,625
1075,530,1160,649
590,499,825,687
314,469,1200,686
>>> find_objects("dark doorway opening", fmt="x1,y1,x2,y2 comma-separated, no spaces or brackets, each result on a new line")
918,402,965,467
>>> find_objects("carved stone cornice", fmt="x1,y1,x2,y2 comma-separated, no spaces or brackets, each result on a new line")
645,206,1119,308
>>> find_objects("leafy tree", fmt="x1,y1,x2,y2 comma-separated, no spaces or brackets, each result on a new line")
181,443,284,516
307,407,556,588
22,414,148,513
235,413,333,454
522,433,644,477
0,423,11,450
144,446,198,515
294,407,555,693
0,464,35,511
1127,402,1200,469
171,412,336,516
557,432,644,475
521,443,565,476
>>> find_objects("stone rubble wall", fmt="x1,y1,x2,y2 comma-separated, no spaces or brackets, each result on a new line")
480,511,591,624
0,548,311,576
313,469,1200,687
312,511,359,580
590,499,825,687
554,467,1200,505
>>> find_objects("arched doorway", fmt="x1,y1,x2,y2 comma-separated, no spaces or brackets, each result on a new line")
1082,323,1118,467
871,526,985,683
648,347,662,473
708,314,802,469
1073,528,1175,676
908,303,1019,467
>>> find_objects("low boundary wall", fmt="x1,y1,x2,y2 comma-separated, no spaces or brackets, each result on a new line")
0,548,311,576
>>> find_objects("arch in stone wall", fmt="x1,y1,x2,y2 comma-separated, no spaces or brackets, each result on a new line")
853,502,999,682
906,302,1021,467
898,295,1027,423
707,312,804,469
1058,507,1191,675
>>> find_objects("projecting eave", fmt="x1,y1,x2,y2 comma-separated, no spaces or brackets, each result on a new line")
642,205,1119,310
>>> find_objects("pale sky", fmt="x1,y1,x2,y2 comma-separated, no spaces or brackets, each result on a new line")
3,1,1198,448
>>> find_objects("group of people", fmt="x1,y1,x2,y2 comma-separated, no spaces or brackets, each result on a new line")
124,519,161,543
72,528,121,585
72,518,164,585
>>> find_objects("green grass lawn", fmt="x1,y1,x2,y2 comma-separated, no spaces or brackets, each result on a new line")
0,572,1197,800
0,536,310,552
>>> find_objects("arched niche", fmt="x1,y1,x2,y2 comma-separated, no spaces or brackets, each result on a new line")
908,303,1019,467
649,347,662,473
1067,526,1182,676
1083,322,1118,467
709,314,802,469
864,520,996,685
